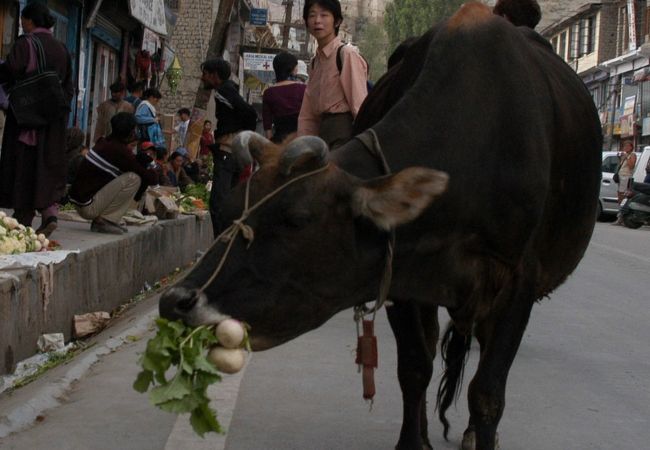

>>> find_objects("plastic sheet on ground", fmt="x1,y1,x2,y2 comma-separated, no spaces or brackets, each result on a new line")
0,250,79,271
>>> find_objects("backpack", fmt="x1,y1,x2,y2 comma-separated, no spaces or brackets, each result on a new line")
311,44,373,92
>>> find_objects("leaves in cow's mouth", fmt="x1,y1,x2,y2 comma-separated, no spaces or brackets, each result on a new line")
133,318,226,436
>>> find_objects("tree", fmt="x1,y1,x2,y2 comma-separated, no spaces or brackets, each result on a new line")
193,0,237,110
384,0,465,52
357,19,389,82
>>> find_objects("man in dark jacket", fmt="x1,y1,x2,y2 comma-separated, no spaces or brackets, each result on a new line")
200,57,258,237
69,112,158,235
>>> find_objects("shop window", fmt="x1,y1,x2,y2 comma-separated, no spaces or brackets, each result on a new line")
618,6,629,55
579,15,596,56
569,23,580,60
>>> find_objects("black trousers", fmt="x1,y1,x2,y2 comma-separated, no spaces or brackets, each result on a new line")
209,149,239,238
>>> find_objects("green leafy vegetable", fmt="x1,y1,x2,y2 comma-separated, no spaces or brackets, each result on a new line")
134,318,223,436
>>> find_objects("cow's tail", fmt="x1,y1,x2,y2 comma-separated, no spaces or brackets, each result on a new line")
435,322,471,441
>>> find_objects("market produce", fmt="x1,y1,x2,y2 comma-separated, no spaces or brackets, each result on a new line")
207,346,246,374
134,318,250,436
0,215,50,255
215,319,245,349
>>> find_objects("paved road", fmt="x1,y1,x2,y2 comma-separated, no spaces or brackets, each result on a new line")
226,222,650,450
0,222,649,449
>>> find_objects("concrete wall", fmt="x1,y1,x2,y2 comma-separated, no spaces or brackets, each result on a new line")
0,216,213,375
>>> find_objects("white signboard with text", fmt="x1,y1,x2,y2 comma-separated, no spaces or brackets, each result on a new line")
129,0,167,35
243,53,275,72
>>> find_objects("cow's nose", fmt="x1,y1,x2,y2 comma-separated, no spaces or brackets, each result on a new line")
159,286,199,320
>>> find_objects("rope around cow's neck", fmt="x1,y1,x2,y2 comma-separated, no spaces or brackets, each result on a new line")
195,163,332,295
353,128,395,323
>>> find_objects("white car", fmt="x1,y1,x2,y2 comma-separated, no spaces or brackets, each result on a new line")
598,148,650,219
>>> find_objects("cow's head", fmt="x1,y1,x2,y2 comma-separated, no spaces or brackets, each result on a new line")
159,132,448,350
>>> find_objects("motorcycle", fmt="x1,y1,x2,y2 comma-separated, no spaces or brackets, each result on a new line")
619,182,650,229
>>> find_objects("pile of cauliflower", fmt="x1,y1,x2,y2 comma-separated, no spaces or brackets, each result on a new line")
0,211,50,255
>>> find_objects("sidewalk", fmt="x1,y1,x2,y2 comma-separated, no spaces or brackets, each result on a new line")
0,292,246,450
0,212,213,376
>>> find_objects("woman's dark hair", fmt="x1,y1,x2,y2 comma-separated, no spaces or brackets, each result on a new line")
493,0,541,29
273,52,298,82
143,88,162,100
169,151,184,162
201,58,231,82
21,3,56,29
110,112,137,141
110,81,126,93
303,0,343,35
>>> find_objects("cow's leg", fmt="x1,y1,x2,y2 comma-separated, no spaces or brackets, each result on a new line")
386,301,436,450
418,304,439,449
463,269,535,450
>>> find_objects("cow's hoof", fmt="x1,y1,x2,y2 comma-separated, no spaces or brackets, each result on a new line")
460,430,500,450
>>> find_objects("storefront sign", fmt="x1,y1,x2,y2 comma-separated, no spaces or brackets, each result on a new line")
243,52,276,88
620,114,634,137
623,95,636,117
243,52,275,71
250,9,268,26
129,0,167,35
628,0,637,51
142,27,160,54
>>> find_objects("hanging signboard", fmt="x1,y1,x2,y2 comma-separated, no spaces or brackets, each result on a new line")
620,114,634,137
628,0,637,51
142,27,160,54
243,52,275,71
250,9,268,26
129,0,167,36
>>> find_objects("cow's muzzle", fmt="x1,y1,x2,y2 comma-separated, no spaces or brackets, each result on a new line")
159,286,200,321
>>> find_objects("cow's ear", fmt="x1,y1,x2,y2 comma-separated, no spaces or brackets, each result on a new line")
352,167,448,230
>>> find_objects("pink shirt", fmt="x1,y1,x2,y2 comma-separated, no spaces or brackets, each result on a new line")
297,37,368,137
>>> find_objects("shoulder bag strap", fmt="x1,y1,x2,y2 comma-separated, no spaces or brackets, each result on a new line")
28,35,47,73
616,153,630,174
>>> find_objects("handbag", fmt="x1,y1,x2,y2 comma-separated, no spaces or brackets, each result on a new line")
8,35,67,128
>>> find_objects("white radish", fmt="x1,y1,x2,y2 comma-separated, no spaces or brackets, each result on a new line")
0,211,5,218
33,240,42,252
215,319,245,349
37,233,46,242
207,346,246,374
43,238,50,249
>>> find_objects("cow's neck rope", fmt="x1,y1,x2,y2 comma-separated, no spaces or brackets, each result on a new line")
353,128,395,323
195,163,332,295
353,128,395,405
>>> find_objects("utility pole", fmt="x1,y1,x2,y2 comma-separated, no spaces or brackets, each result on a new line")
193,0,237,110
281,0,294,49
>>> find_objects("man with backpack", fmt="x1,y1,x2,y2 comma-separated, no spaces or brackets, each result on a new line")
200,57,258,237
297,0,369,150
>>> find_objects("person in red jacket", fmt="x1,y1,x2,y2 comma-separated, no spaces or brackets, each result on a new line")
69,112,158,235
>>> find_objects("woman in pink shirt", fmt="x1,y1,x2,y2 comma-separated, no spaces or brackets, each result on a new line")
298,0,368,150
